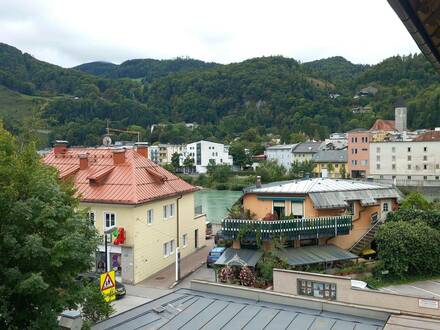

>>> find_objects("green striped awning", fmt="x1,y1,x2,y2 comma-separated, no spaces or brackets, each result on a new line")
278,245,357,266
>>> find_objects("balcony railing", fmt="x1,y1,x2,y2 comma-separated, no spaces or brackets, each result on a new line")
221,216,352,241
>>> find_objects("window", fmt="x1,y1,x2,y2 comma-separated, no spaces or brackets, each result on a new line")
383,202,389,212
437,164,440,169
392,164,396,170
104,212,115,229
436,176,439,180
291,202,303,219
88,211,95,226
392,155,396,161
365,137,368,143
392,147,396,153
163,204,175,219
424,155,428,161
408,155,412,161
163,240,175,257
392,176,396,179
147,209,153,225
376,164,380,170
376,155,380,161
376,147,380,153
424,147,427,152
273,201,285,219
354,148,358,154
424,164,427,170
355,137,358,143
408,176,412,180
408,147,411,152
298,279,336,300
408,164,411,170
182,234,188,247
424,176,428,180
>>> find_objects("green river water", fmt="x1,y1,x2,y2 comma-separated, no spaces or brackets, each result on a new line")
195,189,242,224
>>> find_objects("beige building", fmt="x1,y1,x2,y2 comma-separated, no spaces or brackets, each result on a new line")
44,141,205,284
158,144,185,164
369,132,440,183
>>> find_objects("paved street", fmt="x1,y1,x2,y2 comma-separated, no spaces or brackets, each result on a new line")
381,279,440,299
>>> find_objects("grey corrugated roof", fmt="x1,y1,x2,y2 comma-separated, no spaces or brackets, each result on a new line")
93,288,385,329
292,142,323,154
277,245,358,266
214,248,263,267
313,149,347,163
266,144,298,151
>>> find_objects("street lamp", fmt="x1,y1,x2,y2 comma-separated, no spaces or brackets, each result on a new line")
103,226,117,272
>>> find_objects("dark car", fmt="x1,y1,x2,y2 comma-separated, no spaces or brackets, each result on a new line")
76,272,126,299
206,246,226,268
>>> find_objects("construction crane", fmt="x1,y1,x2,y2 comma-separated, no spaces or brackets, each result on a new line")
103,120,141,145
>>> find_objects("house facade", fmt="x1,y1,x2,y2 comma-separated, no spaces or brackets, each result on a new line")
181,140,233,173
158,144,185,164
223,178,401,252
312,149,348,178
347,129,371,178
43,141,206,284
264,144,297,169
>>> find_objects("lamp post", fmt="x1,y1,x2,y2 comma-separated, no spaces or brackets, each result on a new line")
104,226,117,272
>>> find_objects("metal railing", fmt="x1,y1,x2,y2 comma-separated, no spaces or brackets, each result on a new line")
221,215,352,241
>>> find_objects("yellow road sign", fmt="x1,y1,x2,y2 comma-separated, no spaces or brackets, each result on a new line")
100,271,116,302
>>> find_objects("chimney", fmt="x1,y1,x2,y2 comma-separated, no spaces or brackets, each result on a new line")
54,140,68,155
79,153,88,170
256,176,262,188
135,142,149,158
112,148,126,165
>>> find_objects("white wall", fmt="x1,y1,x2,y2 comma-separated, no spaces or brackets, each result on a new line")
265,147,293,169
182,140,233,173
369,141,440,181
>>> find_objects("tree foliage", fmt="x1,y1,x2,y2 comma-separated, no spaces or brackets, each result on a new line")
0,125,100,329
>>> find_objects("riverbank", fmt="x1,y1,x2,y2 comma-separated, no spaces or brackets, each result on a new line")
178,173,255,191
195,189,242,224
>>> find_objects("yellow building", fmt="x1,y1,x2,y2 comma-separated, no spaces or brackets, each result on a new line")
312,149,348,178
44,141,205,284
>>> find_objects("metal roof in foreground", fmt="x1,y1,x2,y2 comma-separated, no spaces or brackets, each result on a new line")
388,0,440,73
93,287,386,329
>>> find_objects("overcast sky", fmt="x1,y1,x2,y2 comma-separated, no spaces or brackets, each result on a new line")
0,0,420,68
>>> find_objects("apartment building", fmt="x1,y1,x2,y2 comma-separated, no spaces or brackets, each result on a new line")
312,149,348,178
347,128,371,178
158,144,185,164
264,144,297,169
43,141,206,284
181,140,233,173
291,142,322,163
369,131,440,182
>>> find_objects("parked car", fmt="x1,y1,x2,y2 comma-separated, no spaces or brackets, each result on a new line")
206,246,226,268
76,272,126,299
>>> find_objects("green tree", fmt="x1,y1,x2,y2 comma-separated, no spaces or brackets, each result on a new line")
229,142,250,168
255,160,286,183
207,162,232,183
0,125,100,329
289,160,315,179
171,152,181,168
327,163,334,176
399,192,432,211
81,283,114,326
290,132,308,143
375,221,440,278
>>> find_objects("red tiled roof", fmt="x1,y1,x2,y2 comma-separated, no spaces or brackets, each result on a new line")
43,148,198,205
369,119,396,131
414,130,440,142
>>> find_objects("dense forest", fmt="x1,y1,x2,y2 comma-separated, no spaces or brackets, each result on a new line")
1,42,440,149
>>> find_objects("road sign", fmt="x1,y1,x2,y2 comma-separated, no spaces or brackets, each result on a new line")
100,271,116,302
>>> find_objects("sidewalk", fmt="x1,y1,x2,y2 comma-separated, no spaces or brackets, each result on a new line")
137,238,214,289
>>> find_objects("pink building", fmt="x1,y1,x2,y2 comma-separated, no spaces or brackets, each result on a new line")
347,128,371,178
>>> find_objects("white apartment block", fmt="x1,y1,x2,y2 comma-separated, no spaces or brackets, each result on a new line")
264,144,297,169
369,140,440,182
181,140,233,173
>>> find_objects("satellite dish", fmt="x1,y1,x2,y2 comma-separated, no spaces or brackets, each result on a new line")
103,135,112,146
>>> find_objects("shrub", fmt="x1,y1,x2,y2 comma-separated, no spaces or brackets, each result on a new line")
239,266,256,286
375,220,440,278
215,183,228,190
257,252,289,282
229,183,246,191
218,266,234,283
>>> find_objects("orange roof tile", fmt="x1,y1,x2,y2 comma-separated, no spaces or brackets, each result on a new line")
370,119,396,131
43,148,198,205
414,130,440,142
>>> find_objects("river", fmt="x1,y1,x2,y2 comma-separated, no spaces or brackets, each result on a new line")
195,189,242,224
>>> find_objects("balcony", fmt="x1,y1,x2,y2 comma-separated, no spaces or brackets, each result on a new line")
221,216,352,241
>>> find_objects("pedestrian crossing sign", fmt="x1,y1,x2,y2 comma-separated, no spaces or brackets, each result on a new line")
100,270,116,302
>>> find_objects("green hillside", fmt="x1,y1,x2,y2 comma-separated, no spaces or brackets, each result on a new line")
1,42,440,149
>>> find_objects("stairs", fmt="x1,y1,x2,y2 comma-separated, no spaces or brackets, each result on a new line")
349,220,382,255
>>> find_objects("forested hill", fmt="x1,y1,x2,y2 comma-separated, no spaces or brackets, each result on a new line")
74,57,219,82
1,42,440,149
